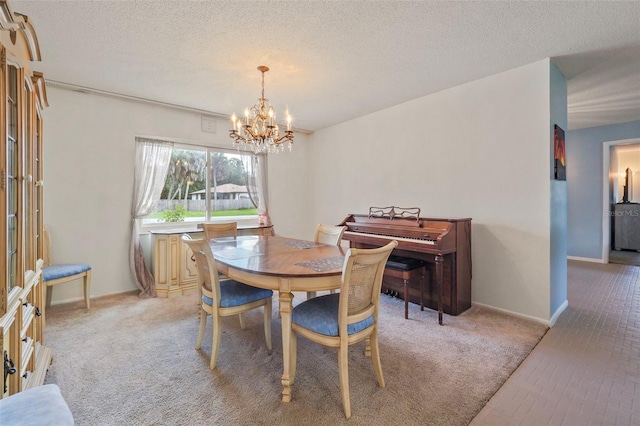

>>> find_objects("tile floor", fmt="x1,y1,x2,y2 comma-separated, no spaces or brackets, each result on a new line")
471,260,640,425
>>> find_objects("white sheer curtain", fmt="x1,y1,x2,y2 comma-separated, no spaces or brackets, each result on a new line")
130,138,173,297
243,153,271,225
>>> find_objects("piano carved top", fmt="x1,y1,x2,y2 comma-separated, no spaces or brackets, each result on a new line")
369,206,420,222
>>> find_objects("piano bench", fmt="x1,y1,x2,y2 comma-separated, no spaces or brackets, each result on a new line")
384,256,426,320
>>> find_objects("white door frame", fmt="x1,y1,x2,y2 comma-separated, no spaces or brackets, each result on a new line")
602,138,640,263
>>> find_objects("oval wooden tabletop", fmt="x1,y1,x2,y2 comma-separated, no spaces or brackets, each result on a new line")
210,235,346,278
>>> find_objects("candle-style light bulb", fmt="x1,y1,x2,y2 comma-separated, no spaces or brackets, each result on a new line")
244,108,250,125
286,113,292,131
231,113,237,131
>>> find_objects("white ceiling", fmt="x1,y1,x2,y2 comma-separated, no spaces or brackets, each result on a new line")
11,0,640,132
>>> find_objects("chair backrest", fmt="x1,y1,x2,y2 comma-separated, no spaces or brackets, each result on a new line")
181,236,221,308
338,241,397,334
314,224,346,246
201,222,238,240
43,226,52,266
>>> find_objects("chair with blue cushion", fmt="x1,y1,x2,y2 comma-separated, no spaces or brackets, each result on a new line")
43,226,91,309
181,236,273,370
291,240,397,419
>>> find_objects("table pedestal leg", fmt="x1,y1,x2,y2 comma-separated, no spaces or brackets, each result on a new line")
279,291,293,402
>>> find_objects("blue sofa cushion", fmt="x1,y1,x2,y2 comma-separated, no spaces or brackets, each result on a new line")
43,264,91,281
202,279,273,308
0,384,74,425
292,293,374,337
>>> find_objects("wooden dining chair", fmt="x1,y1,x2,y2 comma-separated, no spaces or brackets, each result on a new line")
182,236,273,370
200,222,237,279
43,226,91,309
314,224,346,246
307,224,346,299
291,240,397,419
201,222,237,240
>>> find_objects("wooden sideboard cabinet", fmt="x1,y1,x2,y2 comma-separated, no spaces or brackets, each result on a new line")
613,203,640,251
1,1,50,398
150,225,274,297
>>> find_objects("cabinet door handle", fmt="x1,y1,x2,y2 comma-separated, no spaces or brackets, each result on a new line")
4,351,16,393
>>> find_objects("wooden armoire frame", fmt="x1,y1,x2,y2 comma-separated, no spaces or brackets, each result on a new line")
0,0,49,397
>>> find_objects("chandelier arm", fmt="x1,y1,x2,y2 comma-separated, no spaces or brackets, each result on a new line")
273,131,293,145
230,130,247,144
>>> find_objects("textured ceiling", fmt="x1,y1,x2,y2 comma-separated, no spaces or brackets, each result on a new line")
11,0,640,132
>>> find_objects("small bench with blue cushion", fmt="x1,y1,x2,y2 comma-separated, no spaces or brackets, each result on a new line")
43,226,91,310
43,264,91,310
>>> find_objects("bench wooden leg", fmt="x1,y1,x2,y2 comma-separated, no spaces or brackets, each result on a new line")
420,267,425,312
46,284,53,309
84,270,91,310
403,277,409,319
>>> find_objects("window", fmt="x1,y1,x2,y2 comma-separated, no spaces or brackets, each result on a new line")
142,144,263,225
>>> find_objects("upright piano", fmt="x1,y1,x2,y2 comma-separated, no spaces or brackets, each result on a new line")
339,207,472,316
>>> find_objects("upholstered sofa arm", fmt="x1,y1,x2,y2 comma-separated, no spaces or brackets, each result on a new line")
0,384,74,425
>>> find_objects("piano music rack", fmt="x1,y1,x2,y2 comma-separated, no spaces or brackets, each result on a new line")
369,206,421,222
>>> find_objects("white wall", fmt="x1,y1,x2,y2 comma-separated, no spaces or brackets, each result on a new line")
307,59,556,322
42,88,308,303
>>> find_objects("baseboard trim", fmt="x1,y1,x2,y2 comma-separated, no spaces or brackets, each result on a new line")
567,255,605,263
50,289,139,306
472,301,550,327
550,299,569,326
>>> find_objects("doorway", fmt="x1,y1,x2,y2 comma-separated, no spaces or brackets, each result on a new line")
602,139,640,264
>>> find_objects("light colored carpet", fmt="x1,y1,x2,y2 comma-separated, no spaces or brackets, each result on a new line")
44,291,548,425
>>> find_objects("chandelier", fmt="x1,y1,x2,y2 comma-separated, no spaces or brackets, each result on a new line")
229,65,294,154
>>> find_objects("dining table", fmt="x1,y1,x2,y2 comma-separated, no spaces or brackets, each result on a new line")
209,234,346,403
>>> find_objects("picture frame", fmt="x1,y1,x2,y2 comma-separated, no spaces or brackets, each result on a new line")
554,124,566,180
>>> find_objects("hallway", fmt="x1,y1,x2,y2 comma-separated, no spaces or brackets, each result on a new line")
471,260,640,425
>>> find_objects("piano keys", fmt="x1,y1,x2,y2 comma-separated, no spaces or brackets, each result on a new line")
339,207,472,316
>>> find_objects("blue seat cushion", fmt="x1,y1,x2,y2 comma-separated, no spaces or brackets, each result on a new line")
202,279,273,308
43,264,91,281
292,293,374,337
0,384,74,425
